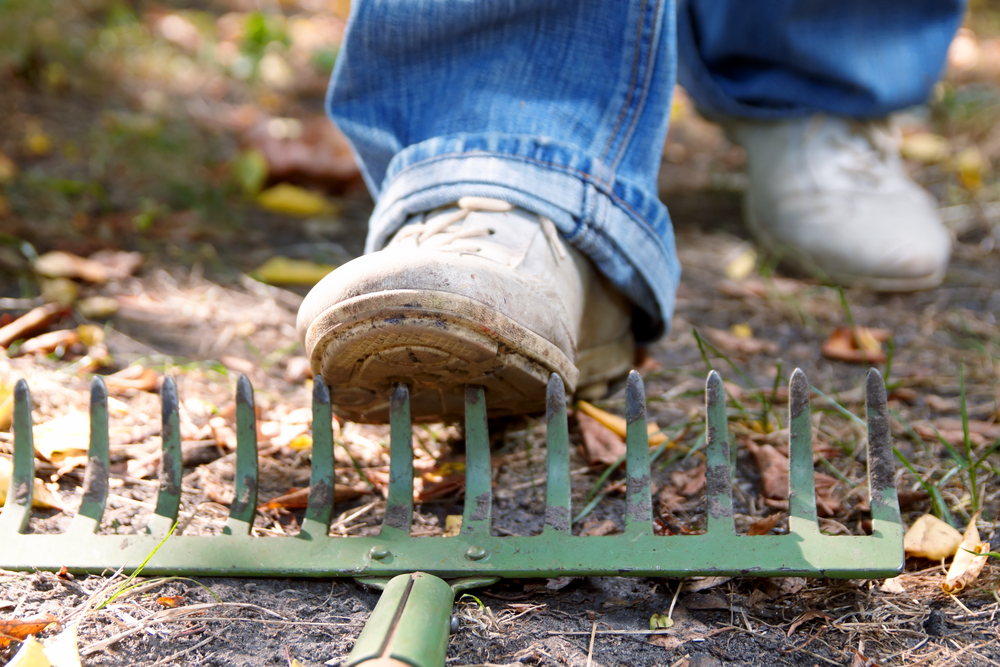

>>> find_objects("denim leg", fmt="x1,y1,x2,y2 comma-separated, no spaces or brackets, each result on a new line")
678,0,965,119
327,0,679,341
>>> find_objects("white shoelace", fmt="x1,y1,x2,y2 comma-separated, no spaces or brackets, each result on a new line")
394,196,568,262
817,117,898,186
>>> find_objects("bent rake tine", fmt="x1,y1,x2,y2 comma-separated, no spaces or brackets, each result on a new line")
624,371,652,535
224,375,258,536
69,377,110,536
788,369,819,535
544,374,571,534
0,380,33,534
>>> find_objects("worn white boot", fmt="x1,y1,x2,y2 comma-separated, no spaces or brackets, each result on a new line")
726,115,951,291
296,197,633,422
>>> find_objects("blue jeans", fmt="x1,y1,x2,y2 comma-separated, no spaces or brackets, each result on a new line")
327,0,962,342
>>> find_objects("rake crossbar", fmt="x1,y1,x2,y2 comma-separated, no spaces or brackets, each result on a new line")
0,370,903,578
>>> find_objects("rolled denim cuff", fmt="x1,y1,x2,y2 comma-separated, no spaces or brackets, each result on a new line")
366,134,680,342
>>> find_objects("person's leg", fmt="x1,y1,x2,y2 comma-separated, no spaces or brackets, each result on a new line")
299,0,679,421
677,0,964,290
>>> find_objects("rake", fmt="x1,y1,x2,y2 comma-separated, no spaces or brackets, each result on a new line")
0,368,903,667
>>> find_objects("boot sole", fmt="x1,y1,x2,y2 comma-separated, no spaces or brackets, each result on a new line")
304,290,579,422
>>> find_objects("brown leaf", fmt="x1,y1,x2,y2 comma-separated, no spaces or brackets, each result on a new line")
104,366,160,393
576,401,668,446
577,412,626,466
16,329,79,356
703,326,778,355
0,614,57,648
681,593,730,610
0,303,66,349
821,327,890,364
670,464,706,497
259,483,370,510
87,250,144,280
786,610,831,637
156,595,185,608
579,519,618,536
244,115,360,189
942,510,990,593
746,440,842,515
746,512,783,536
34,251,108,283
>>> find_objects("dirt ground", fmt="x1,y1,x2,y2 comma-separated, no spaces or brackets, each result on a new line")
2,1,1000,666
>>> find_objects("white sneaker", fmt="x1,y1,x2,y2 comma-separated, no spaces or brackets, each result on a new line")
296,197,633,422
725,115,951,291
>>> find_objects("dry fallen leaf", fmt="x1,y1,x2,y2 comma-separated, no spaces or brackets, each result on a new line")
0,615,58,648
724,247,757,282
443,515,463,537
6,635,50,667
251,256,337,286
33,411,89,465
256,183,335,217
575,401,668,446
903,514,963,560
900,133,950,163
156,596,185,608
821,327,890,364
703,326,778,355
17,330,79,356
746,513,783,536
880,577,906,594
746,440,841,515
33,251,108,283
0,304,66,349
103,366,160,393
647,608,708,651
942,511,990,594
576,412,625,466
0,458,63,509
787,610,831,636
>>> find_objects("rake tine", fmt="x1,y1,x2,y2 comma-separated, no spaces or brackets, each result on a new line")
70,377,110,535
544,374,571,534
461,386,492,537
624,371,652,534
301,379,335,539
704,371,734,534
0,380,34,534
788,369,818,535
865,369,901,528
382,384,413,535
224,375,259,536
148,376,182,536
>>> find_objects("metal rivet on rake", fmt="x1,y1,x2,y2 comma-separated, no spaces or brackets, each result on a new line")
465,545,487,561
370,546,390,560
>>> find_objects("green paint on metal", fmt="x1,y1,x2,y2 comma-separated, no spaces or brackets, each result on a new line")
461,386,491,538
147,377,181,537
0,369,905,579
344,572,454,667
788,369,819,536
224,375,258,536
544,375,571,534
624,371,653,536
301,379,335,540
70,377,110,536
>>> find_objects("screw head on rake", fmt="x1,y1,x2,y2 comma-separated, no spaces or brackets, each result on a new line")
465,545,487,561
370,546,391,560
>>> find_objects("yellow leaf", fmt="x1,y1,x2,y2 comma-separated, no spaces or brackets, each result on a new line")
0,381,13,431
24,126,52,157
903,514,963,560
290,660,304,667
954,146,986,190
251,256,337,286
0,458,63,509
900,133,950,164
256,183,334,216
942,510,989,593
576,401,667,446
724,247,757,282
729,323,752,339
7,636,51,667
42,624,81,667
287,434,313,450
444,514,463,537
33,411,89,464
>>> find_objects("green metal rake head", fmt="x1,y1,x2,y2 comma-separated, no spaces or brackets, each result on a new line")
0,369,903,578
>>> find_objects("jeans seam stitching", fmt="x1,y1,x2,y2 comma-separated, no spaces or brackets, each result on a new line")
598,0,649,169
610,0,663,173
